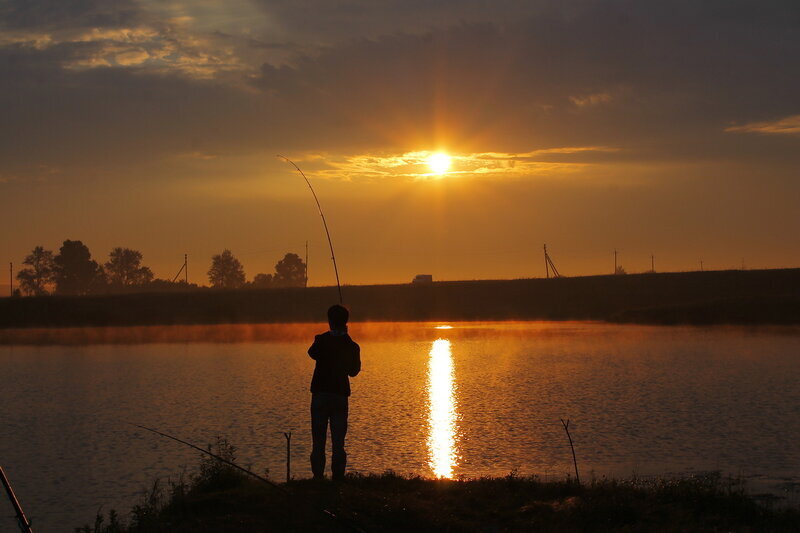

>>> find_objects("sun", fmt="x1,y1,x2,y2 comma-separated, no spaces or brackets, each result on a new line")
427,152,452,175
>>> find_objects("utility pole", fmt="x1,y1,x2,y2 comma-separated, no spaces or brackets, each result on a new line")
9,262,12,297
614,249,618,275
651,254,655,273
171,255,188,285
544,244,550,279
543,244,561,278
700,260,704,272
305,241,309,287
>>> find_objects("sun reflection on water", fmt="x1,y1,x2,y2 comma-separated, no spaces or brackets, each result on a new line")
427,338,459,478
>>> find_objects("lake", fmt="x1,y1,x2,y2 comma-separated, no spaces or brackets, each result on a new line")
0,321,799,530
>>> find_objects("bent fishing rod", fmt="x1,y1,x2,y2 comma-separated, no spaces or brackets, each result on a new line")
0,466,33,533
277,155,343,305
129,423,366,533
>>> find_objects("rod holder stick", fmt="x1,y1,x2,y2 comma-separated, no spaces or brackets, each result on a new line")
560,418,581,486
283,431,292,483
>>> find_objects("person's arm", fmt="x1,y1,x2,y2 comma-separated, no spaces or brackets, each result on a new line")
308,335,323,360
348,341,361,377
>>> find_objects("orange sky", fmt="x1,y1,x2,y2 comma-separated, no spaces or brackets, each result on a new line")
2,1,799,287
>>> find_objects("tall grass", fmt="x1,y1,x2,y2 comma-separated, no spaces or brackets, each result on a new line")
76,438,800,532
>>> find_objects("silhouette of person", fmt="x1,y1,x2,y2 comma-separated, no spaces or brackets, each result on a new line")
308,305,361,480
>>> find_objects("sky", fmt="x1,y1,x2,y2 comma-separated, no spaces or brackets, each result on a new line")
1,0,799,288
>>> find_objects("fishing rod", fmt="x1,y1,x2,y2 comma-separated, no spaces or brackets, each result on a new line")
130,423,286,493
129,423,366,533
277,155,343,304
0,466,34,533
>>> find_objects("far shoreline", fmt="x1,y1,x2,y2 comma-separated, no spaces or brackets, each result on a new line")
1,268,799,332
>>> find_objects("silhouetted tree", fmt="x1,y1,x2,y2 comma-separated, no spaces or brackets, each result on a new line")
615,265,627,275
208,249,245,289
53,240,104,295
16,246,55,296
273,253,307,288
105,247,154,287
251,273,274,289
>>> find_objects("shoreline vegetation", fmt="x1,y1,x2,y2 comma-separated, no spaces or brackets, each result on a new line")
3,268,799,331
76,441,800,533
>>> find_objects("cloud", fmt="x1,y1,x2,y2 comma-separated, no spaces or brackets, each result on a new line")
725,114,800,135
114,48,150,66
570,92,612,107
2,23,253,79
0,0,141,30
288,147,619,182
0,1,288,80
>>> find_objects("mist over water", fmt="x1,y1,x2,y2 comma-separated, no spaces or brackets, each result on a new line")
1,321,799,529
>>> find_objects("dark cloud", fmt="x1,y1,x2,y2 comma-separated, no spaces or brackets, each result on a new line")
250,3,800,159
251,0,544,42
0,0,141,29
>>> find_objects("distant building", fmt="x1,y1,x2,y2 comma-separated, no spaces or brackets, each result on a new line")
412,274,433,284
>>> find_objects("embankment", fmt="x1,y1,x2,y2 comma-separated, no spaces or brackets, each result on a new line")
2,268,799,328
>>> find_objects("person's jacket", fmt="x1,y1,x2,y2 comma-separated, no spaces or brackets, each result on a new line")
308,331,361,396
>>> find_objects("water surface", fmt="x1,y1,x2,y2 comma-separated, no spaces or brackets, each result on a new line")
0,321,798,529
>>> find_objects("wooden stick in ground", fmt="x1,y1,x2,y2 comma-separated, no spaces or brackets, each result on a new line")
284,431,292,483
560,418,581,486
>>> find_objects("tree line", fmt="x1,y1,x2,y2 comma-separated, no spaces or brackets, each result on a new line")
13,240,307,296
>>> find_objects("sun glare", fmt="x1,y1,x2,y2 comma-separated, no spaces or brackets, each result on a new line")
427,338,458,478
427,152,452,175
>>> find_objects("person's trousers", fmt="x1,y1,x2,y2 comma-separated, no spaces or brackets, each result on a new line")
310,392,349,479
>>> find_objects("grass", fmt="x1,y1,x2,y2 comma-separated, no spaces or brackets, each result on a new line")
76,439,800,533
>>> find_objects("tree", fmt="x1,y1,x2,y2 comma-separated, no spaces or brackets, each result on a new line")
105,247,154,287
208,249,245,289
53,240,104,295
273,253,307,288
16,246,55,296
615,265,627,275
251,273,274,289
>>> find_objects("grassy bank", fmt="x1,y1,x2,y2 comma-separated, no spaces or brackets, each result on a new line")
77,443,800,532
4,268,800,329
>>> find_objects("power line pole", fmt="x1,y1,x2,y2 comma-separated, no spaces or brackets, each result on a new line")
185,254,188,285
700,260,704,272
9,262,12,297
651,254,655,273
304,241,309,287
614,249,618,274
544,244,550,279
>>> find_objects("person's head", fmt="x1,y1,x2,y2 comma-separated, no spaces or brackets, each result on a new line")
327,304,349,330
